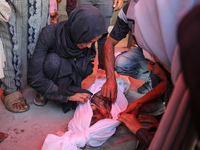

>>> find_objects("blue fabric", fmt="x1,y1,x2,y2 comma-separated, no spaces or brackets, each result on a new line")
115,47,150,81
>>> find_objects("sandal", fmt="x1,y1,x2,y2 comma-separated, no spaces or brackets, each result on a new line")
33,94,48,106
2,91,30,113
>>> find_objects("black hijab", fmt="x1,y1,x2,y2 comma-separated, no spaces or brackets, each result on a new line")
55,5,107,99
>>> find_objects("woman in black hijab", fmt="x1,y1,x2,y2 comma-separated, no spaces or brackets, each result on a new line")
28,5,107,113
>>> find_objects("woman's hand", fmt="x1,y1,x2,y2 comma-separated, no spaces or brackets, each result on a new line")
117,113,144,134
69,93,91,103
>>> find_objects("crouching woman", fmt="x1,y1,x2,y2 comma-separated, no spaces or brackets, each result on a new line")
28,5,107,113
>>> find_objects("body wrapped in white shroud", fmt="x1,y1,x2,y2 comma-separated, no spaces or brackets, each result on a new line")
42,79,128,150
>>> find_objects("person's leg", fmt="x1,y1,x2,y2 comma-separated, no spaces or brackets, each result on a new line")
0,21,30,112
0,0,49,112
77,0,93,6
34,53,60,106
66,0,77,16
95,0,113,69
43,53,60,82
115,47,150,80
114,47,153,94
77,0,113,69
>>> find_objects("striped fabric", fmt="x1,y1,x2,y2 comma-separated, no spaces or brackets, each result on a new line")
0,0,49,93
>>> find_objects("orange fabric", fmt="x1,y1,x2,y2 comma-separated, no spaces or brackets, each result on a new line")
0,88,3,100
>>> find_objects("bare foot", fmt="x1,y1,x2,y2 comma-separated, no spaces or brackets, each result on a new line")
0,132,8,143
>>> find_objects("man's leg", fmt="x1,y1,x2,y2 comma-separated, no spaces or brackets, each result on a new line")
66,0,77,16
77,0,93,6
34,53,61,106
114,47,153,94
77,0,113,69
95,0,113,69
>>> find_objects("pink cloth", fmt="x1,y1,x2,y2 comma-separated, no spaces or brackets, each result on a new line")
50,0,57,13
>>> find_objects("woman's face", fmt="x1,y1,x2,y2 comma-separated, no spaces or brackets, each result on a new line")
148,61,167,81
76,35,102,49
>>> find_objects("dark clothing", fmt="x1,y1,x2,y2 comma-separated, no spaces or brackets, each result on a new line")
66,0,77,16
28,5,107,112
179,5,200,134
136,128,153,150
110,2,131,42
28,24,70,103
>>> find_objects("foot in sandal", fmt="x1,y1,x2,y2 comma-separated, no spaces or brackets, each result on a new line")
34,93,48,106
1,91,30,113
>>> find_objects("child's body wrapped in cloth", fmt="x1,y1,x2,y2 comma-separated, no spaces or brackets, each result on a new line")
42,78,129,150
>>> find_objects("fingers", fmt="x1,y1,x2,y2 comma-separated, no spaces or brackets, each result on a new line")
113,0,123,11
69,93,91,103
117,113,132,125
101,79,117,103
101,84,107,98
78,93,91,103
106,87,111,100
110,89,117,103
118,113,143,134
82,93,92,99
113,0,117,8
102,86,116,103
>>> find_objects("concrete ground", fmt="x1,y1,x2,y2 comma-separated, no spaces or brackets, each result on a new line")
0,34,146,150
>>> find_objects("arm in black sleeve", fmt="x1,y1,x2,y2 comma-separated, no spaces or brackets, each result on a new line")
136,128,153,150
28,25,68,103
110,3,131,41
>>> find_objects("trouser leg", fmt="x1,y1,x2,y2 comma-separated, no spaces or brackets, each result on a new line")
114,47,150,81
95,0,113,69
43,53,60,83
66,0,77,16
77,0,113,69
